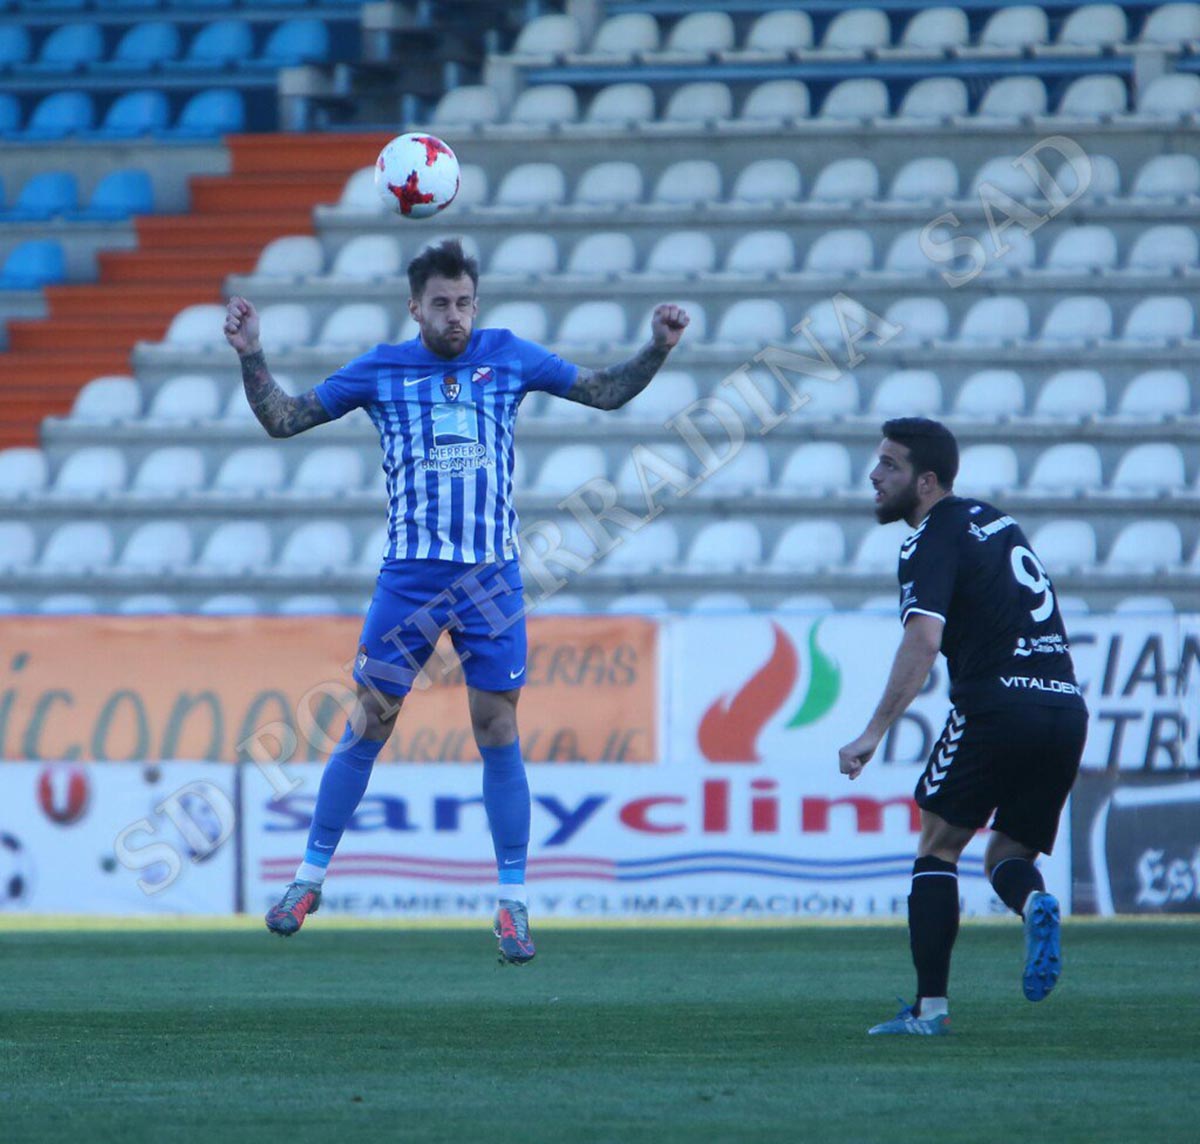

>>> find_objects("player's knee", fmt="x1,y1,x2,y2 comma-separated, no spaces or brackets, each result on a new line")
356,686,403,742
470,695,518,747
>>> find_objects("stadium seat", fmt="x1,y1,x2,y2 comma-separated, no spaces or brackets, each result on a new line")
511,13,582,59
885,297,949,346
196,595,260,615
809,158,879,204
0,522,36,570
883,227,941,275
725,230,795,275
955,444,1019,496
974,224,1036,272
851,522,913,573
822,8,889,51
1024,443,1103,496
685,521,763,572
534,444,608,497
803,229,872,275
870,370,943,417
93,21,181,72
432,85,500,130
957,297,1030,345
1031,370,1107,421
1116,370,1190,419
689,593,753,613
508,84,578,128
255,235,323,279
197,522,271,573
602,521,680,572
713,299,787,347
1136,74,1200,119
889,156,959,202
1112,595,1177,615
969,156,1040,200
1038,296,1113,345
357,524,389,571
573,160,644,208
1122,297,1194,343
691,442,770,498
777,593,836,613
820,79,889,121
0,239,66,289
739,80,809,124
70,167,154,218
603,592,667,614
0,24,31,70
116,594,180,615
901,7,969,49
69,376,140,422
318,303,389,350
660,81,733,126
291,446,365,495
27,22,103,72
769,520,846,572
557,301,626,347
1044,226,1118,272
278,521,353,572
1140,3,1200,44
979,5,1048,49
1055,153,1121,202
653,160,721,206
161,88,244,138
0,91,20,135
164,304,225,349
146,374,221,422
1057,3,1128,46
584,13,659,59
1029,521,1097,570
483,301,547,343
167,18,253,71
1,171,78,221
646,231,716,277
1130,154,1200,201
1108,443,1186,496
41,522,114,570
954,370,1024,419
620,372,697,423
777,443,852,495
743,9,813,54
494,162,567,208
490,233,558,277
258,302,314,352
1127,225,1199,273
1104,521,1182,572
329,234,401,281
88,89,169,139
119,521,193,572
1057,75,1127,120
976,77,1046,122
327,166,385,216
244,18,330,69
0,447,47,496
581,83,655,128
659,10,734,57
277,594,341,615
131,446,206,496
212,447,286,495
564,231,636,277
38,594,98,614
52,447,126,497
730,158,802,205
895,78,968,123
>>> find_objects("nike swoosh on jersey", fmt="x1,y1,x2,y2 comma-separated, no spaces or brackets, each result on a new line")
403,374,434,387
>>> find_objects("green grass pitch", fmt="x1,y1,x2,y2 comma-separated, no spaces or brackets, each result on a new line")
1,919,1196,1143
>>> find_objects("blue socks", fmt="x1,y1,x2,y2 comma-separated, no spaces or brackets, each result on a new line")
480,739,530,886
300,725,387,875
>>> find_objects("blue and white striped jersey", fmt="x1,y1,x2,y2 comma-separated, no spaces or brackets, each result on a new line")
314,328,577,565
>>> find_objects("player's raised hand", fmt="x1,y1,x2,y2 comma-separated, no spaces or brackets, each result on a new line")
224,295,261,356
650,303,690,351
838,730,881,781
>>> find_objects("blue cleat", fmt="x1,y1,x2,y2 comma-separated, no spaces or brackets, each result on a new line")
867,1000,950,1036
1022,891,1062,1001
265,880,321,937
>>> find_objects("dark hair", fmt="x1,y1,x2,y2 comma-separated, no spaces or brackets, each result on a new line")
406,237,479,298
881,417,958,488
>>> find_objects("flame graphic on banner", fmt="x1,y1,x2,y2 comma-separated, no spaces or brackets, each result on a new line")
698,623,798,762
786,620,841,728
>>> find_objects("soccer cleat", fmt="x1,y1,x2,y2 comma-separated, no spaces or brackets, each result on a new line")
1022,891,1062,1002
265,880,322,937
493,899,536,965
867,999,950,1036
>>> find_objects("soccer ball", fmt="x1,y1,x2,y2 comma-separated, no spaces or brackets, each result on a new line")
375,132,461,219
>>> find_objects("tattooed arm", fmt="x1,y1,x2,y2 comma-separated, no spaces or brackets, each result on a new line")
224,295,332,439
563,302,690,411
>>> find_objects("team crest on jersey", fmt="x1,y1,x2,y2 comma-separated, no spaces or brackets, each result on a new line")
441,375,460,402
472,366,493,385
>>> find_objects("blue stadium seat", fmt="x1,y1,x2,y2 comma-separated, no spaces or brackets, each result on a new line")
242,18,330,70
16,0,86,9
0,170,78,220
107,0,165,10
158,87,243,138
17,90,94,139
92,89,170,138
0,92,20,134
0,25,32,71
165,0,235,9
24,23,104,74
69,168,155,221
91,21,181,73
0,239,66,290
165,19,253,72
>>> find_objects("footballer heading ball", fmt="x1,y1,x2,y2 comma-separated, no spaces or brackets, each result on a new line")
375,132,461,219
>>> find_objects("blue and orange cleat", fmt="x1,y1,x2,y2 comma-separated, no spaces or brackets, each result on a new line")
265,880,322,937
493,900,536,965
1022,891,1062,1001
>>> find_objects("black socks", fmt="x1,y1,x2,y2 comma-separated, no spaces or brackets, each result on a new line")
990,856,1045,917
909,855,960,1004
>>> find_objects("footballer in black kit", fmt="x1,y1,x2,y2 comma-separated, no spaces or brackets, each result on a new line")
838,418,1088,1036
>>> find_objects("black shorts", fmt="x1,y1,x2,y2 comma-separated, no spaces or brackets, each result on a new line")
914,704,1087,854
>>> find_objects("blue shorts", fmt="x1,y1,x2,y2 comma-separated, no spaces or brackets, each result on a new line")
353,558,527,697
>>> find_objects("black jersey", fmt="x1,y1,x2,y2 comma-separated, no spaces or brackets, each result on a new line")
896,496,1086,714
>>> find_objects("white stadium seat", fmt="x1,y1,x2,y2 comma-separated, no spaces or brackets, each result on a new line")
1130,154,1200,201
691,441,770,498
730,158,802,205
662,10,735,56
213,447,286,495
257,303,313,352
1025,444,1103,496
565,232,636,277
653,159,722,206
976,77,1046,121
573,160,644,207
69,375,140,422
1127,225,1199,272
957,297,1030,345
1136,74,1200,119
601,520,680,572
870,371,943,417
777,593,836,613
725,229,795,275
885,297,950,346
777,443,852,495
615,443,693,500
769,520,846,572
1140,3,1200,44
889,156,959,202
534,444,608,496
1058,3,1128,46
494,162,567,208
131,446,205,496
646,230,716,276
1105,522,1182,572
255,235,323,278
1108,444,1186,495
278,521,353,571
713,299,787,347
318,303,390,350
809,157,880,204
39,594,98,614
740,80,809,123
330,166,384,216
52,446,127,497
1057,75,1127,119
822,8,890,51
976,225,1036,271
557,301,627,347
745,9,813,52
41,522,114,570
901,7,969,50
198,595,261,615
146,374,221,422
883,227,940,274
1044,226,1118,272
1038,296,1113,345
954,370,1024,419
0,447,47,495
661,81,733,125
1031,370,1107,421
896,78,968,123
164,304,225,349
278,594,341,615
119,521,192,571
1113,595,1177,615
621,371,697,422
1055,153,1121,202
1030,520,1097,569
790,371,861,418
605,593,669,614
508,84,579,127
454,163,488,208
116,594,179,615
852,522,912,573
586,13,659,59
329,234,401,281
431,85,500,130
1117,370,1190,419
197,522,272,573
1121,297,1195,343
980,6,1049,49
969,156,1041,199
291,446,365,495
686,521,763,572
803,228,873,274
955,444,1019,496
690,593,753,614
820,79,889,121
490,233,559,277
583,83,655,128
483,302,548,343
0,522,36,570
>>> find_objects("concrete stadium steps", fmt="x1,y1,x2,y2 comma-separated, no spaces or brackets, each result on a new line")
98,249,260,285
41,285,212,324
